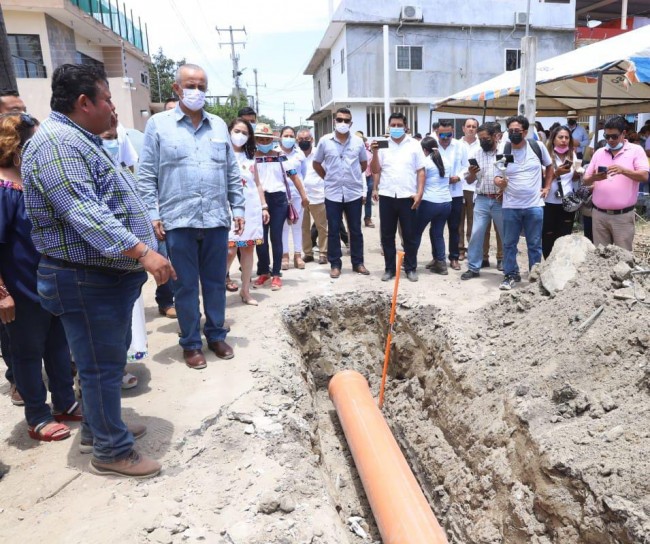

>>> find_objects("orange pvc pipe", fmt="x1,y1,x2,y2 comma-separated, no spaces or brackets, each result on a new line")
329,370,449,544
378,250,404,408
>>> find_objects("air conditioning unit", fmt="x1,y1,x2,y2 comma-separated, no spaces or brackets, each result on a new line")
400,5,423,22
515,12,529,26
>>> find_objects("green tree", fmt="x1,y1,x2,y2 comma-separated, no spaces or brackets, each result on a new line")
148,48,185,103
205,94,251,126
258,113,280,128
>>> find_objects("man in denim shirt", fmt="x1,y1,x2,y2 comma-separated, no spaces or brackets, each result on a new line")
139,64,245,370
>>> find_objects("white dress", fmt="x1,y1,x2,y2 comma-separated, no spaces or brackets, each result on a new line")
229,151,264,247
127,294,148,361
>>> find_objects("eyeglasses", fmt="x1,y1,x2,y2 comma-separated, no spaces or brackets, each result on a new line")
438,133,452,138
0,112,35,127
508,130,523,135
603,133,621,140
335,118,352,124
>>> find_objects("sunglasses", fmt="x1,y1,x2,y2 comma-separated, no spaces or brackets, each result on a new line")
0,112,35,127
335,118,352,124
438,132,452,138
603,133,621,140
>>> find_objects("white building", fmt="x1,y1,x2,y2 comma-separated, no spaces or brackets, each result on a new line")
3,0,152,130
305,0,577,138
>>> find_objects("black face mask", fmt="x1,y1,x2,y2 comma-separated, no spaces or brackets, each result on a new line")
480,139,493,152
298,140,312,151
509,131,524,144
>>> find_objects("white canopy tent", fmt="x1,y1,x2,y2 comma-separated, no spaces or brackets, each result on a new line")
431,25,650,118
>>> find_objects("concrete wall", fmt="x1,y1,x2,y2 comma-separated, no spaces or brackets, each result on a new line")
45,14,76,68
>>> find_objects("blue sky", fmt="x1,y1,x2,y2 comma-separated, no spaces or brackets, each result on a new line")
125,0,343,126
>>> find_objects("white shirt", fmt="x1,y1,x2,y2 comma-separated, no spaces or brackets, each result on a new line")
255,154,295,194
438,139,468,198
116,122,138,167
545,152,579,205
422,153,452,203
503,142,552,209
302,148,325,204
377,137,426,198
460,137,480,192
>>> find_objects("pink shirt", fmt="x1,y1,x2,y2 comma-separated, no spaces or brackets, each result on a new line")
585,141,649,209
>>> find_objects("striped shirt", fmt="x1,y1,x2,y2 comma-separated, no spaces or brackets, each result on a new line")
21,112,156,270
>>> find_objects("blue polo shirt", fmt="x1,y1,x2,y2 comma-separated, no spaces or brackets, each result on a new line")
0,180,40,303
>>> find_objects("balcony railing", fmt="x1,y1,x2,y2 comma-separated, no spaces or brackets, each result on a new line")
12,55,47,78
69,0,148,55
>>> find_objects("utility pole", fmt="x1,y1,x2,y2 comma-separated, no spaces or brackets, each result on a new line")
517,0,537,127
283,102,294,126
0,6,18,92
216,25,247,97
252,68,266,114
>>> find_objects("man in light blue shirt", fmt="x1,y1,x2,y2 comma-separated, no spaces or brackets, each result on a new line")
313,108,369,278
139,64,245,369
567,111,589,159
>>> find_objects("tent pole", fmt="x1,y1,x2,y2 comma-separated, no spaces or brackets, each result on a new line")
593,70,604,150
482,100,487,124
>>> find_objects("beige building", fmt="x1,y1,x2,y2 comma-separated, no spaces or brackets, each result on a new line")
3,0,152,130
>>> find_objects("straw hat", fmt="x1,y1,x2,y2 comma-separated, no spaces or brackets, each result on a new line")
566,110,578,119
254,123,276,138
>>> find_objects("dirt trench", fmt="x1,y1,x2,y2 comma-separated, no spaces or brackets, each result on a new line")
283,248,650,544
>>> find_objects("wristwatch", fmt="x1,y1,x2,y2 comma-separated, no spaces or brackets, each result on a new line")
0,284,10,300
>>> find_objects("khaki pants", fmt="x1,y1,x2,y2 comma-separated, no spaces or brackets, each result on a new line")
302,202,328,257
459,190,474,252
484,220,503,260
592,208,635,251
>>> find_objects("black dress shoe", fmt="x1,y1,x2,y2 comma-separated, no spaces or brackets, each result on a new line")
208,340,234,360
303,255,315,263
482,259,490,268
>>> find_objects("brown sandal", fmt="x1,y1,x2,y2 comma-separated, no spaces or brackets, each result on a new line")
28,420,71,442
226,275,239,292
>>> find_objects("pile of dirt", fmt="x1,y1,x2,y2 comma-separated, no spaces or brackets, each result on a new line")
284,239,650,543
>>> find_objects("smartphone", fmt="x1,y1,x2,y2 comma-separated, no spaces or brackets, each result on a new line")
504,154,514,164
376,140,389,149
597,166,607,173
468,158,479,167
562,159,572,168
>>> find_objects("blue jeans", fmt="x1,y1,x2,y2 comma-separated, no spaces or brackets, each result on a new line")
446,196,463,260
7,296,75,428
37,258,146,462
166,227,229,350
502,207,544,278
415,200,451,262
325,197,364,269
256,191,288,277
379,195,418,273
155,240,174,309
364,176,373,219
467,195,504,273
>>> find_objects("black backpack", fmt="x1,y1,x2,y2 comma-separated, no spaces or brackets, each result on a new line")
504,138,544,186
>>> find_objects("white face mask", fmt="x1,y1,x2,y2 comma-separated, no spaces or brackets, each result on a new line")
181,88,206,111
335,123,350,134
230,132,249,147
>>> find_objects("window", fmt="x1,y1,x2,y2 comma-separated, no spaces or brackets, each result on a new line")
505,49,522,71
140,71,150,87
318,80,322,103
340,48,345,74
8,34,46,78
396,45,423,71
75,51,104,70
366,104,418,138
327,68,331,89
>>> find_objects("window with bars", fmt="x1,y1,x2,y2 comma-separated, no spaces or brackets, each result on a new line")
8,34,47,78
75,51,105,70
366,105,419,138
505,49,522,71
396,45,423,71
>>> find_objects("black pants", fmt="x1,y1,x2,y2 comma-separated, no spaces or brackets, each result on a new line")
379,195,418,273
542,203,575,259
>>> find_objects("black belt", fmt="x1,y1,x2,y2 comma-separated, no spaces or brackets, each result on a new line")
41,255,142,275
592,205,634,215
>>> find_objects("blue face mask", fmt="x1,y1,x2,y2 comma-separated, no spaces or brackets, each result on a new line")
102,139,119,160
281,137,296,150
257,142,274,153
250,123,257,132
607,141,623,151
390,127,405,140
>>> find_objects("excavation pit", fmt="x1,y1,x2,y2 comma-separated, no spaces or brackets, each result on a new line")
283,244,650,543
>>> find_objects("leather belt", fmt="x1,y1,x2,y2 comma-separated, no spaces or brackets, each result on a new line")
478,193,501,199
592,205,634,215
